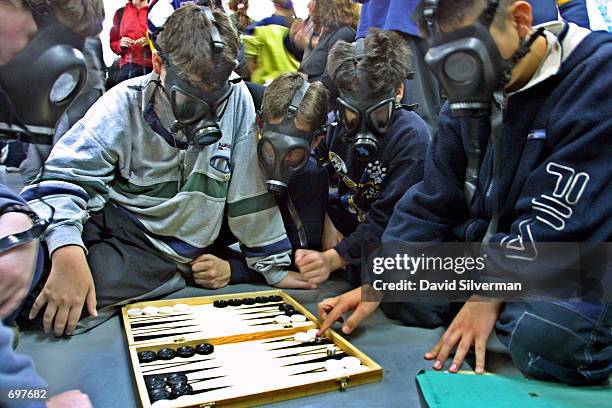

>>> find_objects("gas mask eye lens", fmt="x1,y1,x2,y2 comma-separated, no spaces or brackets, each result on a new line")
283,148,308,169
444,52,479,83
340,107,359,132
369,101,394,134
49,68,82,104
261,140,276,164
172,90,210,123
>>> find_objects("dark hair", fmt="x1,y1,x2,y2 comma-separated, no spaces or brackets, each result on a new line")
414,0,513,36
197,0,225,12
27,0,105,37
328,29,411,94
157,5,239,91
311,0,360,32
229,0,250,32
262,72,329,132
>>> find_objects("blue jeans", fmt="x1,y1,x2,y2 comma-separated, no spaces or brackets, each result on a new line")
496,301,611,385
380,301,612,385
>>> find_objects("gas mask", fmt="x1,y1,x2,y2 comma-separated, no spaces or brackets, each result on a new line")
152,6,231,148
422,0,544,116
0,3,86,144
337,39,397,161
159,63,233,148
258,80,317,195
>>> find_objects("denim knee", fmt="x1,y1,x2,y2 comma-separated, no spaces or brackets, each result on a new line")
496,301,611,385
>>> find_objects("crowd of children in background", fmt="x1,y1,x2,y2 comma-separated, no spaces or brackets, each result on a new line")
1,1,611,406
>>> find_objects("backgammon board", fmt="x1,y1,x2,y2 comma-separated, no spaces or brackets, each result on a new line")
122,290,382,407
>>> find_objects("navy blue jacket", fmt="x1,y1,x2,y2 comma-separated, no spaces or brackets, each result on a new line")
316,108,430,266
229,159,328,284
0,183,26,213
0,184,46,408
384,30,612,283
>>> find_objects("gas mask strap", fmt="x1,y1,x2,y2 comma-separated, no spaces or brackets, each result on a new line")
24,0,53,26
353,38,366,63
201,6,225,54
422,0,438,38
285,192,309,249
286,80,311,119
0,86,49,144
480,0,500,27
499,27,545,87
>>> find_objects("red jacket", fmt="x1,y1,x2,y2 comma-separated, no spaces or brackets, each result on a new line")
109,2,152,68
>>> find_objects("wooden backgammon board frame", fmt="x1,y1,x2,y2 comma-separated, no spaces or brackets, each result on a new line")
121,289,383,407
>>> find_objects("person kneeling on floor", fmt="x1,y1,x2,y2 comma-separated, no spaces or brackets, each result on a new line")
20,5,300,337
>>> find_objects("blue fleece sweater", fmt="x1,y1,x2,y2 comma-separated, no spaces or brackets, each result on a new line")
316,108,430,266
384,28,612,285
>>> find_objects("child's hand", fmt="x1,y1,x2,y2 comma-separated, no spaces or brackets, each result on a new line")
190,254,231,289
47,390,93,408
425,297,502,374
30,245,97,336
134,37,148,47
321,214,343,251
317,286,381,335
119,37,133,49
274,271,317,290
295,249,345,285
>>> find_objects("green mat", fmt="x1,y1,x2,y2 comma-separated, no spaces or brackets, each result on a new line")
416,370,611,408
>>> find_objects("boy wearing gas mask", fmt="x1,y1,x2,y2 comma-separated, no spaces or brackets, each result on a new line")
20,5,298,337
200,73,331,286
317,0,611,385
295,29,430,287
1,0,104,405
